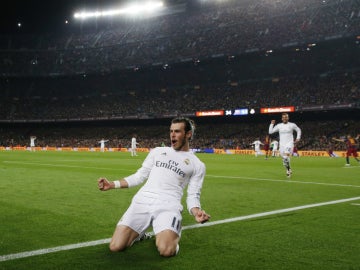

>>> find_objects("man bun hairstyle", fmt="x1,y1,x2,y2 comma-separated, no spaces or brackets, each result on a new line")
171,117,195,141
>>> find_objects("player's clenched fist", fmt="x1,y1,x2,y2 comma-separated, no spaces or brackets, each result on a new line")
98,177,111,191
191,208,211,224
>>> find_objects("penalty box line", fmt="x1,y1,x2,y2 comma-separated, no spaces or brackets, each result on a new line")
1,196,360,262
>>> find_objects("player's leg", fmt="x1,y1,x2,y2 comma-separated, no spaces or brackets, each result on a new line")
110,201,152,252
155,230,180,257
351,149,360,163
280,145,292,177
285,152,291,168
283,155,292,177
345,150,351,165
109,225,140,252
153,210,182,257
279,147,288,168
345,157,350,165
282,154,291,169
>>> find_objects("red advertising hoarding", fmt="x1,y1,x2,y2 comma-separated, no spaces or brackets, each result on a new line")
196,110,225,117
260,106,295,114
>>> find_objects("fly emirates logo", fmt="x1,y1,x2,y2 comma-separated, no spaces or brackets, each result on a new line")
155,159,186,178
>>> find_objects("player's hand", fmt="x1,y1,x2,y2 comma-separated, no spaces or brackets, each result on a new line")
98,177,111,191
193,209,211,224
270,120,276,125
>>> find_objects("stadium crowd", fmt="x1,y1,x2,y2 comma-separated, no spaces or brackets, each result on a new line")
0,0,359,76
0,0,359,153
0,69,359,121
1,118,359,152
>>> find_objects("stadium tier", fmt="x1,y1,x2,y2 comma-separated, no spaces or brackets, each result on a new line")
0,0,359,151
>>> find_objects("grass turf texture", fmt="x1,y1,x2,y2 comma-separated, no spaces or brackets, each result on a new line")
0,151,359,269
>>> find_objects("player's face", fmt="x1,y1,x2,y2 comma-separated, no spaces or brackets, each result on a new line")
170,122,189,151
282,114,289,123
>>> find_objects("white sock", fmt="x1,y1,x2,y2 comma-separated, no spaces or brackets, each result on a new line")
282,156,290,169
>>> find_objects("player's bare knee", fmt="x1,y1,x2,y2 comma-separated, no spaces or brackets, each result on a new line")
157,246,176,257
156,243,177,257
109,241,127,252
109,239,129,252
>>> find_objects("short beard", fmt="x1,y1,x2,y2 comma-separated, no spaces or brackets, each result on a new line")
173,137,187,151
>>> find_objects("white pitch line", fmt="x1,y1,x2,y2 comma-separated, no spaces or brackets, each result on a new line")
343,165,360,169
3,161,358,193
0,239,111,263
183,196,360,230
1,196,359,262
206,174,360,188
3,161,358,188
2,161,132,172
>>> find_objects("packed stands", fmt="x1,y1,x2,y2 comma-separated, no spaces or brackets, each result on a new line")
0,0,359,152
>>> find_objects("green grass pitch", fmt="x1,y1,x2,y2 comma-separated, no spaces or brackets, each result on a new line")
0,150,359,269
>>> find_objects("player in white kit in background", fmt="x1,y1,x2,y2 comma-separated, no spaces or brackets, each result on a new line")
30,136,37,151
251,138,264,157
98,117,211,257
131,135,138,156
98,138,109,152
271,139,279,157
269,113,301,177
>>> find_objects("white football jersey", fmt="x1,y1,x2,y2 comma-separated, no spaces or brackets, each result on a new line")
271,140,279,150
251,140,262,150
125,147,206,213
131,137,137,148
269,122,301,147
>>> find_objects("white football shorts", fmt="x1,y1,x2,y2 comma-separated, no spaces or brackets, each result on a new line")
117,198,182,237
279,141,294,156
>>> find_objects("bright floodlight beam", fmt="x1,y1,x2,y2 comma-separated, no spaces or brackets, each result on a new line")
74,1,164,19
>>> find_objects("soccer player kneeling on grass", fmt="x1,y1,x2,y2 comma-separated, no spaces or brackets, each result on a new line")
98,117,211,257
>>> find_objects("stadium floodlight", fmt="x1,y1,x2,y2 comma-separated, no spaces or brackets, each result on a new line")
74,1,164,20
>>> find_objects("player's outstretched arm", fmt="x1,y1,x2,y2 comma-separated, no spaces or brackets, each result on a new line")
98,178,129,191
191,207,211,224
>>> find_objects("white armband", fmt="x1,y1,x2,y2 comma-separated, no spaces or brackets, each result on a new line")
113,180,121,189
